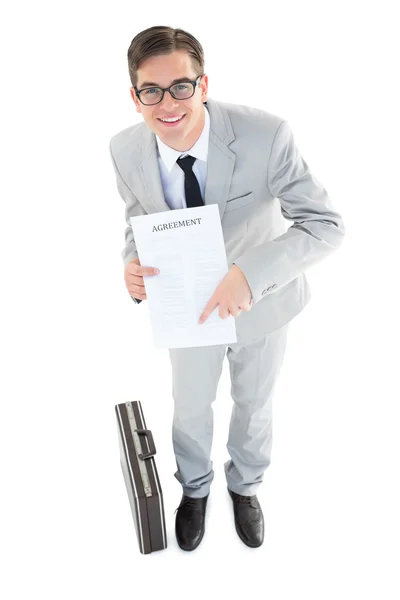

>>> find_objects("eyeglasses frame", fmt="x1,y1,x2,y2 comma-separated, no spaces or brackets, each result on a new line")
133,74,204,106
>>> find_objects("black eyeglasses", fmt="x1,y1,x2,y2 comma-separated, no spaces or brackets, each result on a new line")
134,75,204,106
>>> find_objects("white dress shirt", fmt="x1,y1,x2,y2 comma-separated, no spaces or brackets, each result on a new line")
155,103,210,209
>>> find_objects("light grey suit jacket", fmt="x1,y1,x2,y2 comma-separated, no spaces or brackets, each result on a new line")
109,96,345,343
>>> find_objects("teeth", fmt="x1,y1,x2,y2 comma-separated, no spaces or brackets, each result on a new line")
161,115,183,122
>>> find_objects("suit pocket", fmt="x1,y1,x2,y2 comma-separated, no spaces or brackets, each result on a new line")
224,191,255,212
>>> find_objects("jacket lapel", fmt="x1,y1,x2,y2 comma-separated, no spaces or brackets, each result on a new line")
138,97,236,220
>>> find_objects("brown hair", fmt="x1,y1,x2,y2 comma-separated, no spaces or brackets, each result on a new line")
127,26,205,88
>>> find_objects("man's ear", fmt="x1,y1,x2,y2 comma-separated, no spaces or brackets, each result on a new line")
200,74,208,103
129,87,142,113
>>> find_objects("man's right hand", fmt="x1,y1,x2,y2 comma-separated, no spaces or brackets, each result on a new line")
124,258,159,301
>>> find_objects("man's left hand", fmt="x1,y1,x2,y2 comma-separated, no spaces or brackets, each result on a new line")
198,264,253,324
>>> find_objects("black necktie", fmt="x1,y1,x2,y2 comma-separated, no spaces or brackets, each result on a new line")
176,155,204,208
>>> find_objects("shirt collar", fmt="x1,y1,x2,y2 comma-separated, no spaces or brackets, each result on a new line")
156,103,210,172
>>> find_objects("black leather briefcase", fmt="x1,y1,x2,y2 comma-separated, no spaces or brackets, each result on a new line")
115,400,167,554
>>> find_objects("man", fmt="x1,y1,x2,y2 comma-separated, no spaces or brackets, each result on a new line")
109,25,345,551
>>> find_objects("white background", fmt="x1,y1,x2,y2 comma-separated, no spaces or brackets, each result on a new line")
1,1,399,598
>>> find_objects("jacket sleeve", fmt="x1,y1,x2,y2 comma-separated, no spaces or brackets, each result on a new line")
233,119,346,305
109,139,145,304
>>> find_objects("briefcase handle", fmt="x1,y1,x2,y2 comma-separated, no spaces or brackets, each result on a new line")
135,428,157,460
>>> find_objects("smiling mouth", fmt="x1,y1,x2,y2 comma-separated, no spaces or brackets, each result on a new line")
157,114,186,124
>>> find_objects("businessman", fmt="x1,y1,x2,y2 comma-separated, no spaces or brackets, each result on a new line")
109,25,345,551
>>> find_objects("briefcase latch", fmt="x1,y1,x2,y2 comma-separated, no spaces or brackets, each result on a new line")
135,429,157,460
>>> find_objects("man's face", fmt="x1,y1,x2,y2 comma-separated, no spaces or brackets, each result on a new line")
130,50,208,151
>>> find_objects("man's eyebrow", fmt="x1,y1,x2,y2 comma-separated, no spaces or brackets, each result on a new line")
138,77,193,89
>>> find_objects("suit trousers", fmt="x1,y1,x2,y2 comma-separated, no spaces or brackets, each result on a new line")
168,321,290,498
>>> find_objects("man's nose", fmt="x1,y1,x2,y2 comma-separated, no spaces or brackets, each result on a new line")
159,90,180,111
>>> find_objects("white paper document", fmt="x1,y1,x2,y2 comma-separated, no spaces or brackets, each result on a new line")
130,204,237,349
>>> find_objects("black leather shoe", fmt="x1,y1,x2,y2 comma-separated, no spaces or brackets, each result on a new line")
175,493,209,551
228,487,264,548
